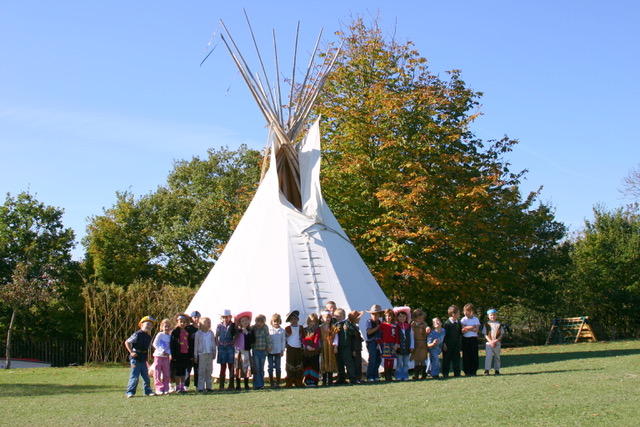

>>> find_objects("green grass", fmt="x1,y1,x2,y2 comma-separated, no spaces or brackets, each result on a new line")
1,340,639,426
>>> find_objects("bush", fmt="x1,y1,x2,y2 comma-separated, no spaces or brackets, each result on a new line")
83,280,196,363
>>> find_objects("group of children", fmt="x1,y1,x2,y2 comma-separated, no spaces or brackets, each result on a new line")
124,302,504,397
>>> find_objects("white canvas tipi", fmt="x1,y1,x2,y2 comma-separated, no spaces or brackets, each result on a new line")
187,19,391,326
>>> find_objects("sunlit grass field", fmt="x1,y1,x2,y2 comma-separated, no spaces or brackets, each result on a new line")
1,340,639,426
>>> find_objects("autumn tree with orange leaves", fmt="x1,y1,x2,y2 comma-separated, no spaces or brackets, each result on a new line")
315,19,565,314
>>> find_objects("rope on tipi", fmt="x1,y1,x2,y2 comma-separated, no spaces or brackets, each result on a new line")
213,10,342,209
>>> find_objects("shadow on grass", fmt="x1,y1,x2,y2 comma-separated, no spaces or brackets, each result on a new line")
502,348,639,368
494,368,598,376
0,383,121,398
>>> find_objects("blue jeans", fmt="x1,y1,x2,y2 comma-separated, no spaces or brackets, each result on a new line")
429,349,442,376
267,353,281,376
396,354,410,380
252,349,267,388
366,341,381,380
126,358,152,396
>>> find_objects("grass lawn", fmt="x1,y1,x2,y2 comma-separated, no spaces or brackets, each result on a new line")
1,340,639,426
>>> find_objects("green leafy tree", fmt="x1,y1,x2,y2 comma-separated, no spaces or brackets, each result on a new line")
83,191,157,286
0,192,77,367
83,146,262,288
314,19,565,312
141,145,261,287
567,205,640,338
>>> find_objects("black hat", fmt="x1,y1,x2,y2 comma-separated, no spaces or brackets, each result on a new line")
190,311,201,318
286,310,300,323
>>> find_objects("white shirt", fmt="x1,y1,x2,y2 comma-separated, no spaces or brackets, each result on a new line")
286,325,302,348
195,330,216,356
461,315,480,338
152,332,171,358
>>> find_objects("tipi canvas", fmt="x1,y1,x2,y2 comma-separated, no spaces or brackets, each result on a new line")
186,119,391,322
187,18,391,328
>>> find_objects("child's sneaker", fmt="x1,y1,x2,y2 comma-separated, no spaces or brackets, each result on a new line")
494,371,501,375
126,393,134,398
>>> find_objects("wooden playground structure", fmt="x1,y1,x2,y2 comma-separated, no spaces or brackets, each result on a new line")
546,316,598,345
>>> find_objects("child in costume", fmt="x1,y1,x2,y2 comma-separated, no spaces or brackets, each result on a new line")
125,315,156,398
251,314,270,389
284,310,305,387
349,310,365,384
410,308,429,380
152,318,172,395
184,310,201,391
302,313,321,386
194,316,216,392
442,305,462,378
267,313,286,388
233,311,254,390
215,309,236,390
461,303,481,376
482,308,503,375
427,317,446,378
334,308,358,385
365,304,384,382
170,313,193,393
319,309,337,386
379,308,399,381
394,306,414,381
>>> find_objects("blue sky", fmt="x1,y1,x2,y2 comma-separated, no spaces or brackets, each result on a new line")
1,1,639,259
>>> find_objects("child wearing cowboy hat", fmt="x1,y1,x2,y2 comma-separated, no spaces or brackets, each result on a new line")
215,309,236,390
284,310,305,387
233,311,254,390
365,304,385,381
124,315,156,398
393,306,414,381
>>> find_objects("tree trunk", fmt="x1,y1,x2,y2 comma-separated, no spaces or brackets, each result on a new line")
4,309,16,369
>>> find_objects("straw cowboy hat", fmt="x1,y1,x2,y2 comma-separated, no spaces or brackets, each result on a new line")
366,304,384,314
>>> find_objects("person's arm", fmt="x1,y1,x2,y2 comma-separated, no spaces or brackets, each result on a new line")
124,334,136,359
393,325,400,350
409,328,415,350
313,329,321,348
279,329,285,356
124,338,134,357
366,320,380,336
427,336,437,349
472,319,481,333
266,329,273,353
194,331,202,362
491,324,503,346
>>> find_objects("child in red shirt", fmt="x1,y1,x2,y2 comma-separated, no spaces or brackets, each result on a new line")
378,308,399,381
